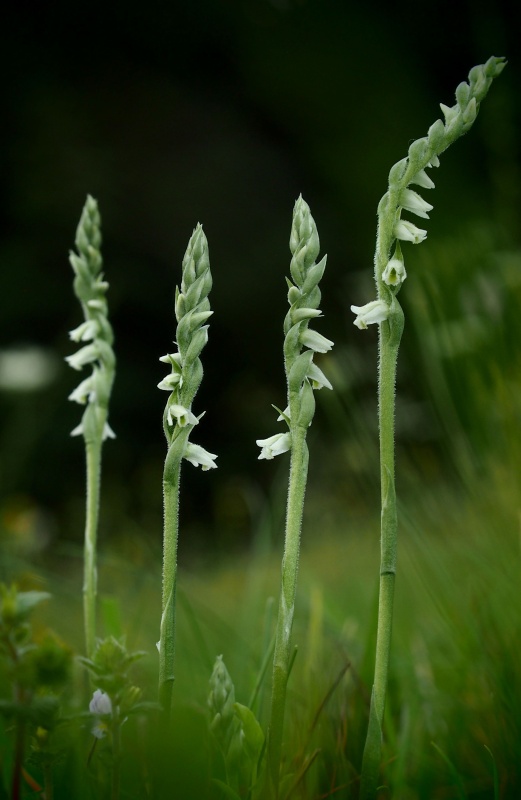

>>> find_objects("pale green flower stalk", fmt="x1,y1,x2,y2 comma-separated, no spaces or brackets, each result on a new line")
158,224,216,718
258,196,333,794
66,195,116,659
352,57,506,799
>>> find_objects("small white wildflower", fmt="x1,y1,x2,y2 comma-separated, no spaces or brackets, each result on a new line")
166,404,199,427
68,376,96,405
399,189,433,219
350,300,390,330
382,257,407,287
307,361,333,390
300,329,334,353
408,169,435,190
256,432,292,460
69,320,99,343
89,689,112,716
427,155,440,168
394,220,428,244
157,373,182,391
89,690,113,740
183,442,217,470
65,343,99,371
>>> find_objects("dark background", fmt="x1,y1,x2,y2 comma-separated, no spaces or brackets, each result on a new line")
0,0,518,560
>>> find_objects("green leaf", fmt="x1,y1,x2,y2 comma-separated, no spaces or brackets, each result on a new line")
211,779,242,800
484,745,499,800
431,741,467,800
233,703,264,764
15,592,51,618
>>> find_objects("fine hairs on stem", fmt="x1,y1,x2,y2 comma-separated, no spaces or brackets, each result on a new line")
157,223,217,719
257,196,334,796
350,56,506,799
66,195,116,659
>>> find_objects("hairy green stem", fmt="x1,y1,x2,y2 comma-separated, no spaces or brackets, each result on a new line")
83,437,103,659
357,56,504,798
268,423,308,795
158,427,190,717
359,311,403,799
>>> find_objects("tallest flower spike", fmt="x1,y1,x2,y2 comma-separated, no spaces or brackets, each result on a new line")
350,55,507,329
354,57,506,800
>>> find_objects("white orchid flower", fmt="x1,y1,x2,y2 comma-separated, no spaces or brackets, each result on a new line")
256,432,292,460
350,300,390,330
183,442,217,470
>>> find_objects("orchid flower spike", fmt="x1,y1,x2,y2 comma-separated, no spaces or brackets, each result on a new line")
159,223,216,463
371,56,506,298
257,196,334,459
66,196,116,443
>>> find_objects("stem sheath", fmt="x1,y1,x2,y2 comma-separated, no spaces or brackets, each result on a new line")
268,424,308,795
83,437,103,658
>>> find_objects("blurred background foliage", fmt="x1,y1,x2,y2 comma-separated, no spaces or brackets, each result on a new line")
0,0,519,565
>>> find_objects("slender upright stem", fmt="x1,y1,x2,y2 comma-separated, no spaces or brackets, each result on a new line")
11,716,25,800
83,437,103,659
43,761,54,800
359,312,402,799
111,703,121,800
268,423,308,795
158,427,189,718
261,196,332,796
156,225,214,725
67,195,115,660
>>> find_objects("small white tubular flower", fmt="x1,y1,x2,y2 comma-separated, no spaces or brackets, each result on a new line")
427,154,440,168
65,343,100,371
89,689,112,716
408,169,435,190
350,300,390,330
300,329,334,353
183,442,217,470
68,376,96,405
307,361,333,390
382,257,407,287
166,404,199,428
394,220,428,244
256,432,292,460
89,689,112,740
69,320,99,343
399,189,433,219
157,373,182,391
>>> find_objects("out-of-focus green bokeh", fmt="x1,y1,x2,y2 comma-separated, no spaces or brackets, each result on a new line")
0,0,519,563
